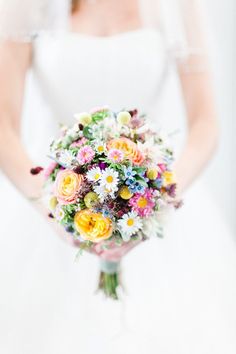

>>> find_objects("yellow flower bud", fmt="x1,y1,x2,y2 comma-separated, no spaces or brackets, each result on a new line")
163,171,175,186
147,168,158,180
117,111,131,125
84,192,99,208
119,186,133,200
49,196,58,211
75,112,92,126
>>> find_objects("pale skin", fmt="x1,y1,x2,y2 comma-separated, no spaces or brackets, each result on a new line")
0,0,219,260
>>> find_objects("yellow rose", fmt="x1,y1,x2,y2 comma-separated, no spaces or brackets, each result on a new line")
74,209,113,243
55,169,83,205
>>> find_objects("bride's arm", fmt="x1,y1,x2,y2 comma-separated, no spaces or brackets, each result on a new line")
174,61,219,195
0,41,75,245
0,41,44,198
172,0,219,195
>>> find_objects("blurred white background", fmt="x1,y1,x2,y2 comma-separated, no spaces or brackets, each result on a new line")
203,0,235,232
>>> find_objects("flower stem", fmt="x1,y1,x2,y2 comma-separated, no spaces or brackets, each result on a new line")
98,260,121,300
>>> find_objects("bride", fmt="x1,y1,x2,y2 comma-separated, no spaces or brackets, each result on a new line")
0,0,236,353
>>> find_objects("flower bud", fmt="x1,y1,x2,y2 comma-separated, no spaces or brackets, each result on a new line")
119,186,133,200
49,196,58,211
147,168,158,180
117,111,131,125
84,192,99,208
74,112,92,126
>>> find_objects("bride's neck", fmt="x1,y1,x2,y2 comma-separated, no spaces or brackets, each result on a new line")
70,0,143,37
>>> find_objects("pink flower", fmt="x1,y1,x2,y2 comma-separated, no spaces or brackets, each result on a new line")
70,137,88,148
129,188,155,217
158,163,167,173
90,106,109,114
107,149,124,163
77,146,95,164
44,161,58,179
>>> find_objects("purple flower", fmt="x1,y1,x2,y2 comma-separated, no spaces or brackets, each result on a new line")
98,162,107,170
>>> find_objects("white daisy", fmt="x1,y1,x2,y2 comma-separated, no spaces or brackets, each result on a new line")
100,167,119,192
142,214,163,238
66,124,81,139
86,167,102,182
54,205,65,221
117,212,143,242
94,183,115,202
59,150,74,168
94,141,107,154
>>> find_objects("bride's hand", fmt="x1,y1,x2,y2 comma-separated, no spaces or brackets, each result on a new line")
31,195,79,247
91,239,141,262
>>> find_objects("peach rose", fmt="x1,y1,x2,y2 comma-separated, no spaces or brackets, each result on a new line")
74,209,113,243
107,137,144,165
54,169,83,205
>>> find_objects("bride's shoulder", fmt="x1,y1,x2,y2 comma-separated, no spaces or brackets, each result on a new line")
0,0,70,42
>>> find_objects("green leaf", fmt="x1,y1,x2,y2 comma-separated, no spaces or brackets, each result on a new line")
92,111,110,123
83,126,93,139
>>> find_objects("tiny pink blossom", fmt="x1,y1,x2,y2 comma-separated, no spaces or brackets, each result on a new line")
70,137,88,148
90,105,109,114
44,161,58,179
107,149,124,163
77,146,95,164
129,188,155,217
158,163,167,173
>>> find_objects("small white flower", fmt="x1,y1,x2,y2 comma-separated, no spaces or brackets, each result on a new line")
67,124,80,139
94,183,115,202
59,150,74,168
86,167,102,182
137,139,164,164
54,205,65,221
94,141,107,154
118,212,143,241
142,214,163,238
100,167,119,192
135,123,149,134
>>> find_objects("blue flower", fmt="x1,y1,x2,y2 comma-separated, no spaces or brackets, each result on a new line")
129,184,137,193
102,209,111,218
125,177,136,186
135,183,145,194
153,178,163,189
123,166,136,179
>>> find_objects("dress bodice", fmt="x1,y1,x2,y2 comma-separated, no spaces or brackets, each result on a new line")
24,28,185,162
32,28,169,126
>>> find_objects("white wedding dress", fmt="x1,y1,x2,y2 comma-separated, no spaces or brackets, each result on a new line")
0,6,236,354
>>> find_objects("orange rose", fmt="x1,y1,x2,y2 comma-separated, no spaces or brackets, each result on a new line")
74,209,113,243
107,137,144,166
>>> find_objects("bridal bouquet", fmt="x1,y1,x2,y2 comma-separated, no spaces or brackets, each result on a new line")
42,107,179,299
